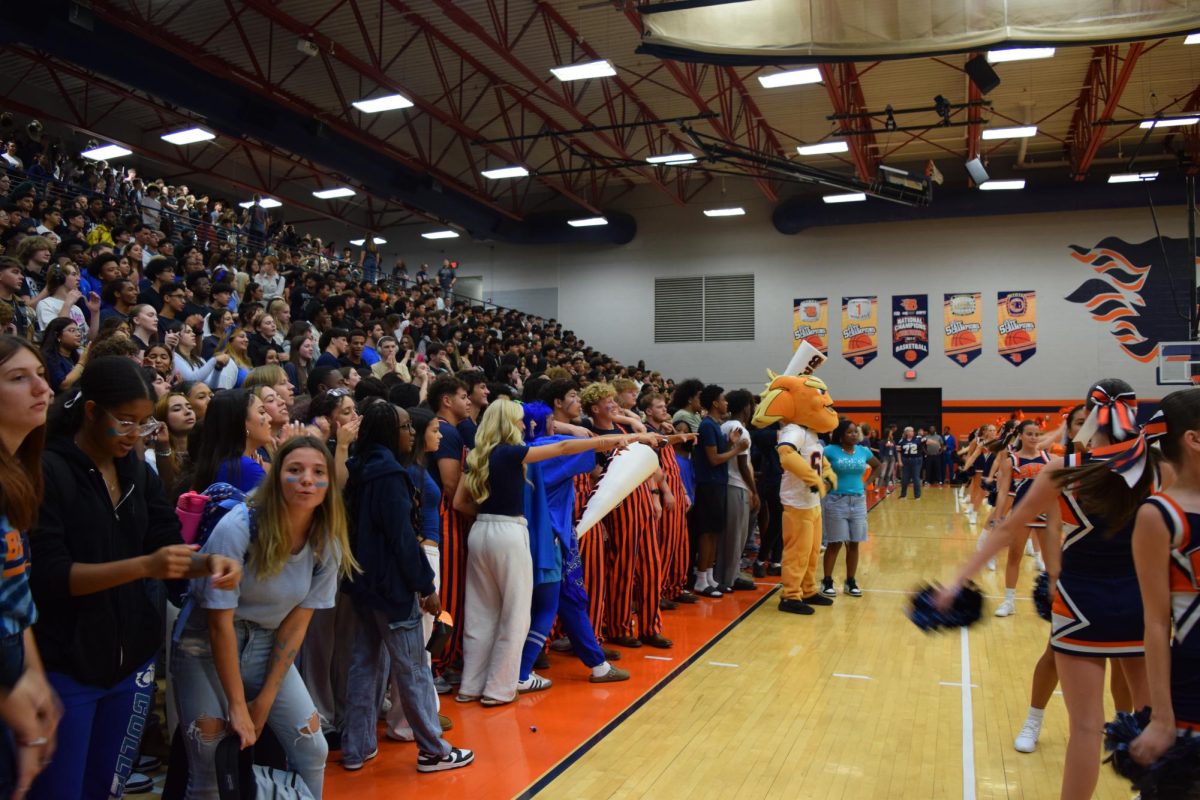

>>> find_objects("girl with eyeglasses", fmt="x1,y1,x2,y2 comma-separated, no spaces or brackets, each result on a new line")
28,356,241,798
39,317,82,394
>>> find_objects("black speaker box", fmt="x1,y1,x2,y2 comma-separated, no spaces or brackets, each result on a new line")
964,56,1000,95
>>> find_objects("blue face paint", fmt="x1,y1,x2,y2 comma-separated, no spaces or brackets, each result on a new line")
107,428,122,437
313,481,329,489
284,476,301,483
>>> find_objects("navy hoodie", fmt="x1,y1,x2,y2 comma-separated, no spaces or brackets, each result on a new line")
342,444,435,622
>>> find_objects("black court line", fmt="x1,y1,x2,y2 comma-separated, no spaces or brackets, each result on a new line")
516,583,782,799
518,486,888,798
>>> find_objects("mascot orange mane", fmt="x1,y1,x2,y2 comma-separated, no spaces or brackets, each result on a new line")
753,341,839,615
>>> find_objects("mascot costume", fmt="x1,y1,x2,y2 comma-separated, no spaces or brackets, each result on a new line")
752,341,840,615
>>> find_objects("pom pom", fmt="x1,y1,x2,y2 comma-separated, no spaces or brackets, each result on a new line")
1033,571,1052,622
908,583,983,632
1104,707,1200,798
522,401,553,442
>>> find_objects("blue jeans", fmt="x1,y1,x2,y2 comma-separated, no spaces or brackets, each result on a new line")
900,458,923,498
31,660,155,800
343,601,449,764
171,621,327,799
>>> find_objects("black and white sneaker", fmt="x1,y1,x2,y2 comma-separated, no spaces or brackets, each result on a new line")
122,773,154,795
820,577,837,597
844,578,863,597
417,747,475,773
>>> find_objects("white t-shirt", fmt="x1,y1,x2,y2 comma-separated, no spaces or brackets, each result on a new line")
35,296,87,337
778,423,823,510
721,419,750,492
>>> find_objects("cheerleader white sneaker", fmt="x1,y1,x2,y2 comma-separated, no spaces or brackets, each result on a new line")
994,598,1016,617
1014,719,1041,753
1024,539,1036,557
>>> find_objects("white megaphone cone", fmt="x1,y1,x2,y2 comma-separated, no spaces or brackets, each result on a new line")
783,339,827,377
576,443,659,537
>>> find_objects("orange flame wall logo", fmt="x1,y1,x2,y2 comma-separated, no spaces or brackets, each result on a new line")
1066,237,1195,364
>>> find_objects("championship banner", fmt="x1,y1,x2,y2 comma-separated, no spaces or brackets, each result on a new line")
792,297,829,355
841,296,878,369
891,295,929,366
998,290,1037,365
943,292,983,367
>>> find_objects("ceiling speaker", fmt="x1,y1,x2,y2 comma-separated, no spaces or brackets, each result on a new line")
964,56,1000,95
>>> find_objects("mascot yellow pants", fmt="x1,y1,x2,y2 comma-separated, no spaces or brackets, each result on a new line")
781,506,822,600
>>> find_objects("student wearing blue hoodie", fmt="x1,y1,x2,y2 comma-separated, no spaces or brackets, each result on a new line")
340,401,474,774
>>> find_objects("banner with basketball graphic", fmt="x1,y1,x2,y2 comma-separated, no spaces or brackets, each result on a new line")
792,297,829,355
943,292,983,367
997,290,1037,365
840,296,878,369
891,294,929,366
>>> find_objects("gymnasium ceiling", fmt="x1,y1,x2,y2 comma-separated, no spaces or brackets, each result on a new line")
2,1,1199,241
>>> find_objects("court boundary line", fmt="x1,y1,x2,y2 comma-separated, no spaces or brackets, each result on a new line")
516,583,781,799
517,483,889,798
960,626,977,800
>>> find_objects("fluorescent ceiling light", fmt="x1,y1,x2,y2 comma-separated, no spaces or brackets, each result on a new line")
703,207,745,217
646,152,695,164
1140,117,1200,128
480,165,529,179
422,230,460,240
758,68,821,89
822,192,866,204
350,237,387,246
238,198,283,208
981,125,1038,140
567,216,608,227
160,127,216,145
312,187,356,199
550,59,616,82
351,93,414,113
979,179,1026,190
1185,32,1200,44
1108,171,1159,183
81,144,132,160
797,141,849,156
987,47,1056,63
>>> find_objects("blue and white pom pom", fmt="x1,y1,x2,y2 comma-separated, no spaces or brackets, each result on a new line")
1032,571,1052,622
1103,707,1200,798
908,583,983,632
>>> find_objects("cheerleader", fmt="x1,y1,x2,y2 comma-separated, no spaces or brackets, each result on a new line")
993,421,1051,618
962,424,998,525
941,379,1154,800
1129,389,1196,766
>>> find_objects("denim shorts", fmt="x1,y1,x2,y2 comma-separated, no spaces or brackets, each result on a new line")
822,493,868,543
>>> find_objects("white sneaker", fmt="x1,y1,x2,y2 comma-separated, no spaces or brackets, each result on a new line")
994,598,1016,617
1014,719,1041,753
1036,552,1046,571
516,672,552,693
1024,539,1036,557
966,509,977,525
987,557,997,571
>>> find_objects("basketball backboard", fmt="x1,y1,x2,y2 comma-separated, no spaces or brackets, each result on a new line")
1157,341,1200,385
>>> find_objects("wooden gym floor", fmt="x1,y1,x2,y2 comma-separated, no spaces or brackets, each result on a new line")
324,487,1137,799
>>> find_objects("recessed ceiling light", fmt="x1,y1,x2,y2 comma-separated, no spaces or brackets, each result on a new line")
986,47,1056,63
1140,117,1200,129
480,165,529,180
422,230,460,240
550,59,616,82
703,207,745,217
351,93,414,113
81,144,132,160
981,126,1038,140
567,216,608,227
312,187,356,199
1185,32,1200,44
239,198,283,208
160,128,216,145
822,192,866,204
758,68,821,89
797,141,849,156
1108,171,1159,183
979,179,1026,190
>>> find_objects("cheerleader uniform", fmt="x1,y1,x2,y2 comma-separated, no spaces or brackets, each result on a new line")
1010,451,1051,527
1141,494,1200,729
980,452,999,507
1050,454,1145,657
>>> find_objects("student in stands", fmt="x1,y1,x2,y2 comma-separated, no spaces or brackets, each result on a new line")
188,388,273,493
0,337,61,800
173,436,355,798
29,356,240,799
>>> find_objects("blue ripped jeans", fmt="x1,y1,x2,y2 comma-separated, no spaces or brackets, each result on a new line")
171,620,328,799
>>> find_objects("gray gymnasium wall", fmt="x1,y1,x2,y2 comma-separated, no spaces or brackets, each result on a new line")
333,195,1192,402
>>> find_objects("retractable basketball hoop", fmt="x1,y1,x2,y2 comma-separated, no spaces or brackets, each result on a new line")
1156,341,1200,386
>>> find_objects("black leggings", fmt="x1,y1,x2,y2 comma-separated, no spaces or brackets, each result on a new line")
758,483,783,563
